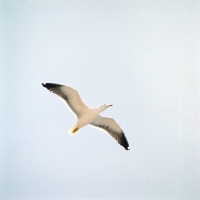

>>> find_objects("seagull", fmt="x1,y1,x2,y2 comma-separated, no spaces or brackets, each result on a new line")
42,83,130,150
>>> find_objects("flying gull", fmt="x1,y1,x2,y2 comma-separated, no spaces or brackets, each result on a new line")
42,83,130,150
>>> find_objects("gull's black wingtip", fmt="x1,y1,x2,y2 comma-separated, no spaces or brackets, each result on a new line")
125,146,130,151
42,83,49,90
120,133,130,151
42,83,62,90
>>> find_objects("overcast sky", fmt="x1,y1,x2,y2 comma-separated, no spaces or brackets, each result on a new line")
1,0,200,199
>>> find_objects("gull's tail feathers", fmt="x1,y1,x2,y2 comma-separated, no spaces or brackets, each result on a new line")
68,124,80,136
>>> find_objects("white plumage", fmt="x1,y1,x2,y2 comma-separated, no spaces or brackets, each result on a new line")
42,83,130,150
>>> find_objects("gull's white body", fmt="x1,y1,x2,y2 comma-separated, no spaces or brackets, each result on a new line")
69,105,109,135
42,83,130,150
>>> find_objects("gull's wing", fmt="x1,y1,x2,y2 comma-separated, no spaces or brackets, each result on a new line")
90,115,130,150
42,83,89,118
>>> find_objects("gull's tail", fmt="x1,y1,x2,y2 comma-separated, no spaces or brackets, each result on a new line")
68,124,80,136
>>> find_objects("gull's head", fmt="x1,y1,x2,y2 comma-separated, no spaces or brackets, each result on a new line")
101,104,113,111
106,104,113,107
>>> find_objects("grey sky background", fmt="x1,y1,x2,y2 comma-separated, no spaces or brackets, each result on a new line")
1,0,200,199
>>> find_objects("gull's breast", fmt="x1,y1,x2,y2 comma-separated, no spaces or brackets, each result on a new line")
78,109,101,127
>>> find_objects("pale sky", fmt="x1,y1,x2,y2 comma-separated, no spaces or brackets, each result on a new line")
1,0,200,199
